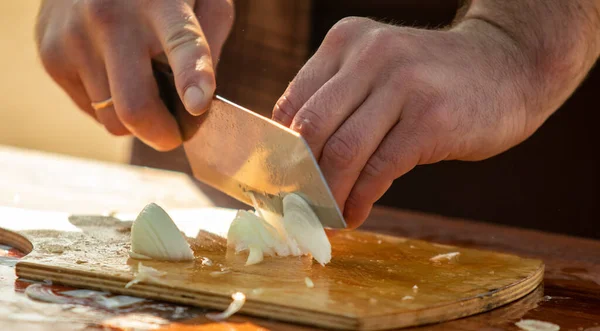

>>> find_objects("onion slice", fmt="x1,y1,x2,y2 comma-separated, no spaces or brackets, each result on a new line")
125,262,167,288
206,292,246,321
129,203,194,262
515,319,560,331
227,210,298,265
282,194,331,265
304,277,314,288
430,252,460,263
226,193,332,266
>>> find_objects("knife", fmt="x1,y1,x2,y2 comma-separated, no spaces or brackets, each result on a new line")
151,59,346,229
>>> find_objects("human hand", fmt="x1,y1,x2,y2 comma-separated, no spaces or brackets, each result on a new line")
273,17,539,228
35,0,234,150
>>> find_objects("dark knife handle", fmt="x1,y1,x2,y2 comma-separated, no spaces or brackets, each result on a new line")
151,59,202,141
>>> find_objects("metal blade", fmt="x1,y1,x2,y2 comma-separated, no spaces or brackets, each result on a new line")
152,61,346,229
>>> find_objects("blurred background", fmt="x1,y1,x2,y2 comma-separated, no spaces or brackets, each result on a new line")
0,1,130,163
1,1,598,238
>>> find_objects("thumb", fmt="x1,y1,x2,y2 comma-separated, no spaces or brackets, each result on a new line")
146,0,217,116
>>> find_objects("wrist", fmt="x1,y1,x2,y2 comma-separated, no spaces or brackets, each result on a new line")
449,18,544,136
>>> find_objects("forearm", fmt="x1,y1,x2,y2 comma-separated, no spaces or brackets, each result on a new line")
454,0,600,128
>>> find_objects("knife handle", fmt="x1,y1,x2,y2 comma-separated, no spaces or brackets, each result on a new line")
151,58,202,142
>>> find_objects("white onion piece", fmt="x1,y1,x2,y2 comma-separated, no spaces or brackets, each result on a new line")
260,209,301,256
226,194,331,266
430,252,460,263
129,203,194,262
515,320,560,331
282,194,331,265
205,292,246,321
125,263,167,288
227,210,296,265
246,244,264,266
304,277,314,288
248,193,301,257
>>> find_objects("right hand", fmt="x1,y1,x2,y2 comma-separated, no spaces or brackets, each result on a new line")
35,0,234,151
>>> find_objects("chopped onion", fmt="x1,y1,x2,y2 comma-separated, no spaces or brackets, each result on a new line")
227,210,292,259
515,319,560,331
226,193,331,266
282,194,331,265
246,244,264,265
205,292,246,321
430,252,460,263
129,203,194,262
304,277,314,288
402,296,414,301
412,285,419,293
125,263,167,288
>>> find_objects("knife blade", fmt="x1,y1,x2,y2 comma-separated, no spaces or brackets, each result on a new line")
152,60,346,229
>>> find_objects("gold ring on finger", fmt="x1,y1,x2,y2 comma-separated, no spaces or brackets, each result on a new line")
91,97,114,111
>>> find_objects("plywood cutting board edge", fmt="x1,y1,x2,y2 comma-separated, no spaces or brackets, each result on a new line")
16,265,358,330
359,263,544,330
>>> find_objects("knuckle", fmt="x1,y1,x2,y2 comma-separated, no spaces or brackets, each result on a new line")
272,96,298,124
368,27,395,49
174,56,215,86
104,123,130,136
362,153,392,180
344,193,361,209
335,16,371,30
324,16,368,48
116,97,152,127
291,106,324,142
62,18,89,53
352,28,395,70
83,0,122,27
38,39,64,77
164,23,206,56
345,190,370,211
321,134,361,168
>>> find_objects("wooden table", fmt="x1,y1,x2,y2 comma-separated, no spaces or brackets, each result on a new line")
0,145,598,330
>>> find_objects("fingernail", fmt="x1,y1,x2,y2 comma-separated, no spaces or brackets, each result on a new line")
183,85,206,115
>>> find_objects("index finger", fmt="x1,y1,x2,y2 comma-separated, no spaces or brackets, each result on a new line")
145,0,216,116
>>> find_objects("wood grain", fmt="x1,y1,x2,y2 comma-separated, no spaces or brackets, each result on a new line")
0,147,598,330
1,208,542,330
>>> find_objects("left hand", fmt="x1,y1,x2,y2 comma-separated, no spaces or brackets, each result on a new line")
272,17,538,228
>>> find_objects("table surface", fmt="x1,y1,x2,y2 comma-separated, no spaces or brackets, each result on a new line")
0,145,598,331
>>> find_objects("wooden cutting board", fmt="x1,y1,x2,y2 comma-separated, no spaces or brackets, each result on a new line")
0,206,543,330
